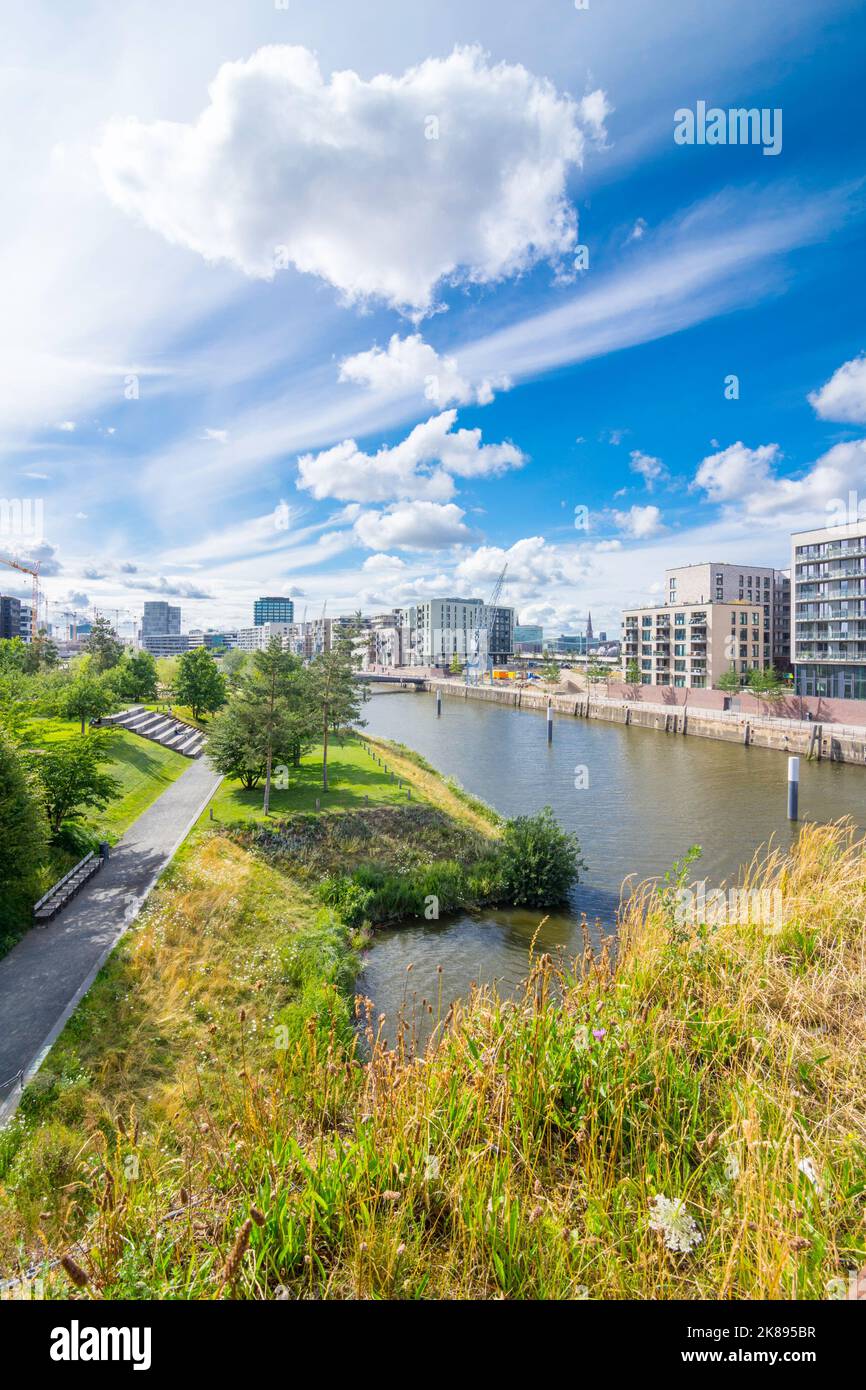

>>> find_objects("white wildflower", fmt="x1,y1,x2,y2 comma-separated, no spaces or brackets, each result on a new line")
648,1194,703,1254
797,1157,823,1195
723,1150,740,1182
574,1025,589,1050
825,1276,848,1300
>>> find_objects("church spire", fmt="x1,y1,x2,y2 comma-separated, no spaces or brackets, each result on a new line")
586,611,594,642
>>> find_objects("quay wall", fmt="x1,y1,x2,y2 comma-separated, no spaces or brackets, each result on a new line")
424,679,866,766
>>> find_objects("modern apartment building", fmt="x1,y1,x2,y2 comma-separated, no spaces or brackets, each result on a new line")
664,563,790,671
0,594,22,641
401,598,514,669
622,599,765,689
367,611,403,668
791,520,866,699
236,621,296,653
282,617,334,661
253,596,295,626
140,601,184,657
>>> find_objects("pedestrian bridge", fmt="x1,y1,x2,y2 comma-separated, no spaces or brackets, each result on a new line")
355,672,427,688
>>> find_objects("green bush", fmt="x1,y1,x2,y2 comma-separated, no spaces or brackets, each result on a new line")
53,821,103,857
498,806,585,908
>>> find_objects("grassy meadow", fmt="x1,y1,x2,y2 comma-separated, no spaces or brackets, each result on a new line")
207,736,425,823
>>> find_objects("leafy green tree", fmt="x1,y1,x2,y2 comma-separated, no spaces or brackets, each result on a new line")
205,702,268,789
449,653,463,675
22,630,59,673
85,614,124,672
586,660,609,689
540,659,561,684
24,733,120,835
308,637,367,793
0,735,47,935
174,646,226,720
746,666,786,704
624,657,641,686
0,637,27,673
63,668,115,732
113,649,159,702
498,807,585,908
221,647,248,683
716,665,742,693
208,641,315,810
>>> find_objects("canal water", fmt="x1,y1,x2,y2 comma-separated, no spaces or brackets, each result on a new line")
357,690,866,1036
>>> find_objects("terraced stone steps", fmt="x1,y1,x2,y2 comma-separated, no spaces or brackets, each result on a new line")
103,707,205,758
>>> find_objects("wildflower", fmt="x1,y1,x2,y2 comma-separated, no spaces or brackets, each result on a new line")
592,1028,606,1041
797,1157,823,1195
723,1151,740,1182
648,1195,703,1254
574,1026,589,1050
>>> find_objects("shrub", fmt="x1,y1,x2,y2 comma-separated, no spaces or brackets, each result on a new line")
498,806,585,907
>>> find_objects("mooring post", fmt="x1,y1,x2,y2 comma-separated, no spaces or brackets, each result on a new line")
436,688,442,718
787,755,799,821
547,699,553,744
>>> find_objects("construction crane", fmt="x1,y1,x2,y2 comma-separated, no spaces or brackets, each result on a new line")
465,564,508,686
0,552,40,639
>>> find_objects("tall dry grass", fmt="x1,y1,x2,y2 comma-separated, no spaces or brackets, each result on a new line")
1,821,864,1300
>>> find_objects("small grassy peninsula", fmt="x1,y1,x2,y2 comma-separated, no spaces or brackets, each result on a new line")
0,741,863,1301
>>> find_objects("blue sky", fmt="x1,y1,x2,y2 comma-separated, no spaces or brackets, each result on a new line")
2,0,865,638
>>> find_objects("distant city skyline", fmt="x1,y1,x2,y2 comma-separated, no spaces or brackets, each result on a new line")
2,1,865,641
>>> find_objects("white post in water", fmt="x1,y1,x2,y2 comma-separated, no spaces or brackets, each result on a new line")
547,699,553,744
787,755,799,820
436,688,442,718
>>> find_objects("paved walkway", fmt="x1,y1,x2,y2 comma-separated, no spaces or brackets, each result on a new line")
0,758,221,1123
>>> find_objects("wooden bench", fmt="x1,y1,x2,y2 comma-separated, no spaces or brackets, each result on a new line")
33,851,103,924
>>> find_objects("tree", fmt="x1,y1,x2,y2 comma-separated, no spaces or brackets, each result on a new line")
586,660,609,689
22,630,59,673
0,735,47,932
85,615,124,672
221,647,248,683
64,669,114,732
113,649,159,702
541,659,561,684
449,653,463,676
498,807,585,908
625,657,641,685
24,733,120,835
174,646,226,720
746,666,786,705
308,637,367,793
716,665,742,693
208,641,315,810
205,703,268,789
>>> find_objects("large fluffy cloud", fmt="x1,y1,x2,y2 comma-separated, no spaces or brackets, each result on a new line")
808,354,866,424
296,410,525,503
693,438,866,517
613,504,665,538
353,500,471,551
96,45,603,313
339,333,510,406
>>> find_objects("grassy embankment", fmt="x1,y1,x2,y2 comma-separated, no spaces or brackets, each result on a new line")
1,718,190,958
0,738,863,1300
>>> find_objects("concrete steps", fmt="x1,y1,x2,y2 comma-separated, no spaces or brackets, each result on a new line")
104,708,205,759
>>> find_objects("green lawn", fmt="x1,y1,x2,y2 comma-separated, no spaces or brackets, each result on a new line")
25,717,190,842
207,737,421,823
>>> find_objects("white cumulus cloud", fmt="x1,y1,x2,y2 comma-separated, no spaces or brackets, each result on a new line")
808,354,866,424
96,45,601,314
296,410,524,503
629,449,667,490
613,504,665,538
694,438,866,517
354,500,471,551
339,333,510,406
